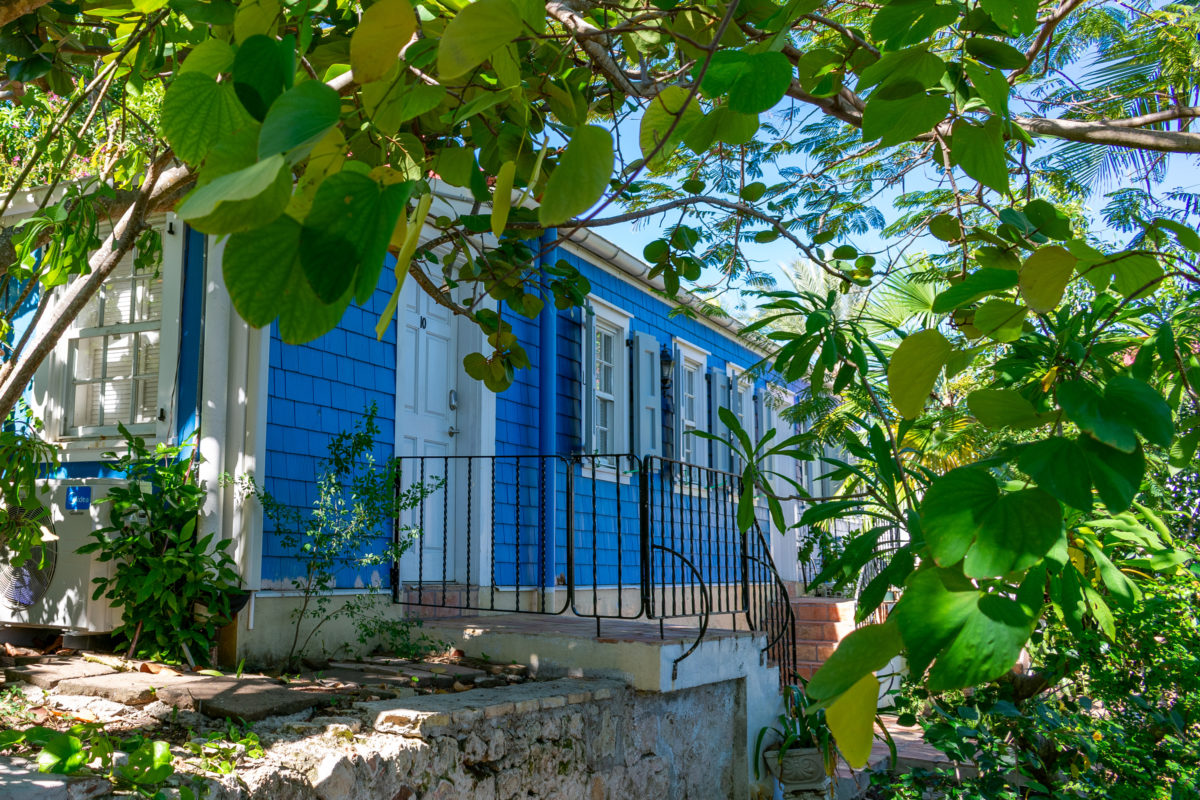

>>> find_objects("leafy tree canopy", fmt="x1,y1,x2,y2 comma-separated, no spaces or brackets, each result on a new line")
1,0,1199,769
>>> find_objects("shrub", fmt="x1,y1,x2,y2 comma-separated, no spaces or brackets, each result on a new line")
79,425,241,664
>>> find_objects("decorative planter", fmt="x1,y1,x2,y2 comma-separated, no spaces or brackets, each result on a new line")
763,745,829,793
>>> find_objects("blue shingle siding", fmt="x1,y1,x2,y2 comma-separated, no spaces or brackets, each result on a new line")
490,247,779,589
260,268,398,589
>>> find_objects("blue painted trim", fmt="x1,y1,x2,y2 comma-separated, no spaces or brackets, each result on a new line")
538,229,558,590
175,227,205,446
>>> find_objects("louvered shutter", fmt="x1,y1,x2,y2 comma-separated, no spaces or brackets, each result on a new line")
630,331,661,458
580,305,595,453
708,368,731,473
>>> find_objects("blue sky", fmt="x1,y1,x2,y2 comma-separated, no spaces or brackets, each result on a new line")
591,84,1200,312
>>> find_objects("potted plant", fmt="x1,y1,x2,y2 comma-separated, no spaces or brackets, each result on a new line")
755,678,838,796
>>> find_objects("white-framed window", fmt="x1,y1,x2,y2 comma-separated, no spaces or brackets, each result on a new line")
36,215,183,455
673,338,708,467
728,366,756,439
581,298,631,472
593,320,619,457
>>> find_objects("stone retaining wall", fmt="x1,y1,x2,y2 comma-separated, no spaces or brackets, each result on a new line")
188,677,743,800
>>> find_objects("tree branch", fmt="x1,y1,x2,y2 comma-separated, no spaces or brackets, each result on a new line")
544,0,645,98
0,159,193,421
0,0,52,28
1014,115,1200,152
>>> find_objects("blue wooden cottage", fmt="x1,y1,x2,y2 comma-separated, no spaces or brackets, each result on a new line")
9,187,807,667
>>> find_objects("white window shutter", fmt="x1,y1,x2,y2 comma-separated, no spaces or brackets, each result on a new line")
708,368,731,473
580,306,595,453
630,331,661,458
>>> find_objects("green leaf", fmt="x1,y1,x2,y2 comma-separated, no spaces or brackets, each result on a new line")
299,171,409,304
973,298,1025,342
1018,437,1093,510
1019,245,1076,312
437,0,522,80
1079,436,1144,512
179,38,235,77
231,34,287,120
1059,380,1135,452
1058,377,1169,454
964,61,1009,116
1110,252,1164,299
279,256,353,343
967,388,1044,430
258,80,342,162
1024,199,1072,240
862,93,950,146
38,734,86,774
1083,540,1139,609
639,86,703,170
351,0,418,83
894,568,1034,690
1104,376,1173,448
161,72,253,164
858,47,945,92
922,467,1063,578
870,0,958,49
538,125,613,226
176,154,291,234
964,37,1028,70
1154,217,1200,251
826,673,879,769
928,593,1034,690
929,213,962,241
432,146,476,187
807,621,903,700
931,268,1018,312
951,117,1009,193
699,50,793,114
223,214,302,327
491,160,516,237
887,328,950,419
979,0,1037,35
892,567,977,676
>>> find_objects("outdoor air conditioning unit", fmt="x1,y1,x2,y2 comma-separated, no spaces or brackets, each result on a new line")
0,479,123,633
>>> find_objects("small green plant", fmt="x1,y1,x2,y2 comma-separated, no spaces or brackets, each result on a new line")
183,724,264,775
235,405,440,670
0,722,187,798
0,404,59,569
78,424,242,664
754,677,838,781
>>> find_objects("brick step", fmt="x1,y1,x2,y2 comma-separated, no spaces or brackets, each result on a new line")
788,596,856,623
791,620,856,642
791,641,838,661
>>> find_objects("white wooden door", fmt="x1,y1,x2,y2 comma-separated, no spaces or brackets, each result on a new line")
396,277,458,582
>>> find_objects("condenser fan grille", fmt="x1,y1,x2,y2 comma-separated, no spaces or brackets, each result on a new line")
0,505,58,610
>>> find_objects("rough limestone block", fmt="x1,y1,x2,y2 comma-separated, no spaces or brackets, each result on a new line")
5,658,115,690
0,756,111,799
54,672,205,706
155,677,335,721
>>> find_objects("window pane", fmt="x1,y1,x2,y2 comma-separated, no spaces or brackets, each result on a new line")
73,383,102,428
135,378,157,423
133,276,163,323
73,336,103,382
136,332,159,377
101,280,132,326
105,334,134,379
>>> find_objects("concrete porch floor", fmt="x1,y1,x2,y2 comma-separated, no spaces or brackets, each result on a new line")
420,613,769,693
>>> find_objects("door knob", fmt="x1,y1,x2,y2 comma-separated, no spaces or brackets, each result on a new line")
448,426,460,437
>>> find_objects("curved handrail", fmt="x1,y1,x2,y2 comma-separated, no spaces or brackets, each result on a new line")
650,542,712,680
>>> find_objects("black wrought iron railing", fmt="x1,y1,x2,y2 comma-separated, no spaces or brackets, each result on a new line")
392,453,798,681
